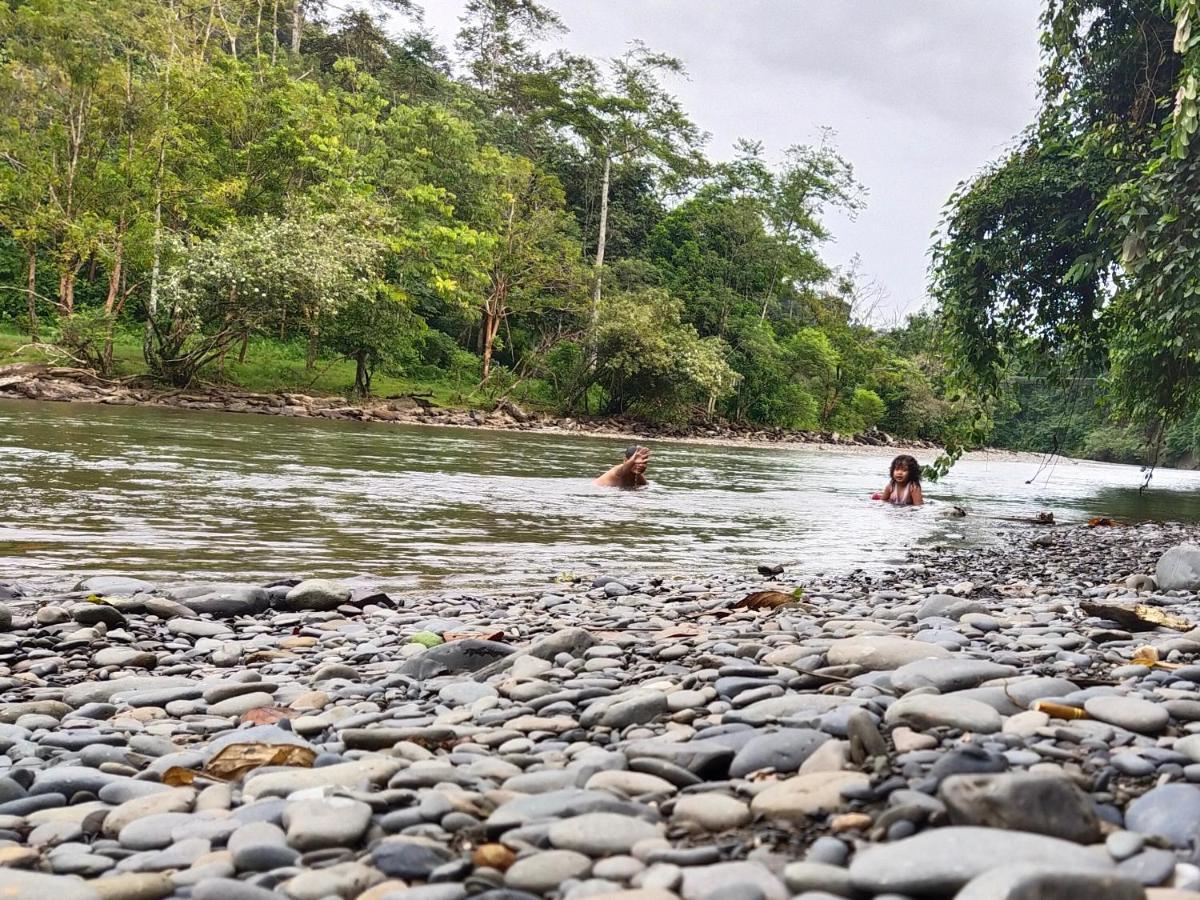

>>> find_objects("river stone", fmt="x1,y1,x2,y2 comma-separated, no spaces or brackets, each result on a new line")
371,838,455,879
0,869,100,899
118,812,197,850
848,826,1115,895
728,729,828,777
678,861,788,900
72,604,128,629
749,771,868,823
485,789,641,834
29,766,127,797
547,813,664,855
103,787,197,838
890,659,1018,694
825,636,951,671
505,850,592,892
1085,695,1169,733
1126,783,1200,846
1157,544,1200,592
940,772,1101,843
400,639,516,679
580,691,668,729
77,575,154,595
181,586,269,617
91,648,157,669
283,579,350,611
189,880,278,900
283,796,372,851
63,676,196,707
956,865,1146,900
884,693,1003,733
281,861,383,900
672,793,751,832
916,594,988,621
726,693,864,726
782,862,857,897
244,757,403,799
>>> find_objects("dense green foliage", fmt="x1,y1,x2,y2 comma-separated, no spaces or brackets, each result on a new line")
0,0,967,441
932,0,1200,468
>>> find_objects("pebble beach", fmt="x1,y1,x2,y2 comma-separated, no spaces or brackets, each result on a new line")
3,522,1200,899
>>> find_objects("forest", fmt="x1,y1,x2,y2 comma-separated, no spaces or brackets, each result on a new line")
4,0,1200,467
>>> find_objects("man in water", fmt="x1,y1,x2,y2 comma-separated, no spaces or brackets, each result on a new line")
595,445,650,488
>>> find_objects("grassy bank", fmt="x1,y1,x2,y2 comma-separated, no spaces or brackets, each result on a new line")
0,323,512,412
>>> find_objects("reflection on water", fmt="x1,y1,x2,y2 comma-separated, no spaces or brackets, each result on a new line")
3,398,1200,589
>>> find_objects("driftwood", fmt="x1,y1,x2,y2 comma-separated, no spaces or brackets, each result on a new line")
1079,601,1193,632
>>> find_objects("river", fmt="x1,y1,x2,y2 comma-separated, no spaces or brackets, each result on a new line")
3,398,1200,591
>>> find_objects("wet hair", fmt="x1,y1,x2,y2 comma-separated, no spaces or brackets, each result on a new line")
624,445,642,459
889,454,922,485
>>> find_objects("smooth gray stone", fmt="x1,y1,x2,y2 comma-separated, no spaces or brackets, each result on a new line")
890,659,1018,694
1157,543,1200,591
915,594,988,621
848,827,1114,895
728,729,828,777
1084,696,1169,734
940,772,1101,844
118,812,198,850
504,849,592,893
547,813,662,855
401,639,516,680
486,789,654,834
0,869,100,899
190,878,279,900
29,767,126,797
62,676,196,707
77,575,154,595
1118,848,1177,886
956,865,1146,900
1125,783,1200,846
679,861,788,900
783,862,856,896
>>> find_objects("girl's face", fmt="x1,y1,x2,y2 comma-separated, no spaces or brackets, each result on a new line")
892,466,908,484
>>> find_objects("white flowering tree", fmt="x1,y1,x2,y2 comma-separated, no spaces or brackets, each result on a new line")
146,205,383,386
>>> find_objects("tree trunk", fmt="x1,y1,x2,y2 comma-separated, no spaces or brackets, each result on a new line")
291,0,303,54
590,153,611,324
354,349,370,396
481,308,501,380
25,248,38,340
58,266,77,316
104,235,124,315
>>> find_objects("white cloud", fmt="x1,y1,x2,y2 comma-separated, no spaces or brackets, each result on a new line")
412,0,1043,320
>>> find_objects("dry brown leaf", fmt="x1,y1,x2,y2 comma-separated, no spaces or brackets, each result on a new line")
443,630,504,643
655,623,703,639
736,590,803,611
162,766,197,787
239,706,297,726
1087,517,1121,527
203,742,316,781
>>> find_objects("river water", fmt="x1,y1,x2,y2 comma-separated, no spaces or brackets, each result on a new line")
4,398,1200,591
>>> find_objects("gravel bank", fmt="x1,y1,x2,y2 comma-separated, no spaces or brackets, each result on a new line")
3,522,1200,898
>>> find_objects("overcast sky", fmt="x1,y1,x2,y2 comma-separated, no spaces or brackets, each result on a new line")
413,1,1043,322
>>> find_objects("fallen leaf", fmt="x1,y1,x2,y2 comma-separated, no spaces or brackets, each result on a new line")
203,742,316,781
443,631,504,642
240,706,297,726
736,590,806,611
1087,517,1120,527
655,623,703,639
162,766,197,787
1130,643,1183,670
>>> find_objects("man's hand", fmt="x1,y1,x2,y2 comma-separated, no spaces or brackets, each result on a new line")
624,446,650,477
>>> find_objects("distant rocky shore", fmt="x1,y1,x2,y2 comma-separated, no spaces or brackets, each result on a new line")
4,523,1200,897
0,363,936,451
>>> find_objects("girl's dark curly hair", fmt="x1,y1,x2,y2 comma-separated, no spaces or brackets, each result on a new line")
889,454,922,485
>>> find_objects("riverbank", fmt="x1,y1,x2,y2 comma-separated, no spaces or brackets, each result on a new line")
3,523,1200,897
0,361,960,455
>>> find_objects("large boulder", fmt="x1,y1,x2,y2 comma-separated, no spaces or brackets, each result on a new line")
1156,544,1200,592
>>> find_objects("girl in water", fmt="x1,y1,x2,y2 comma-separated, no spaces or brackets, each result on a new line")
877,454,923,506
